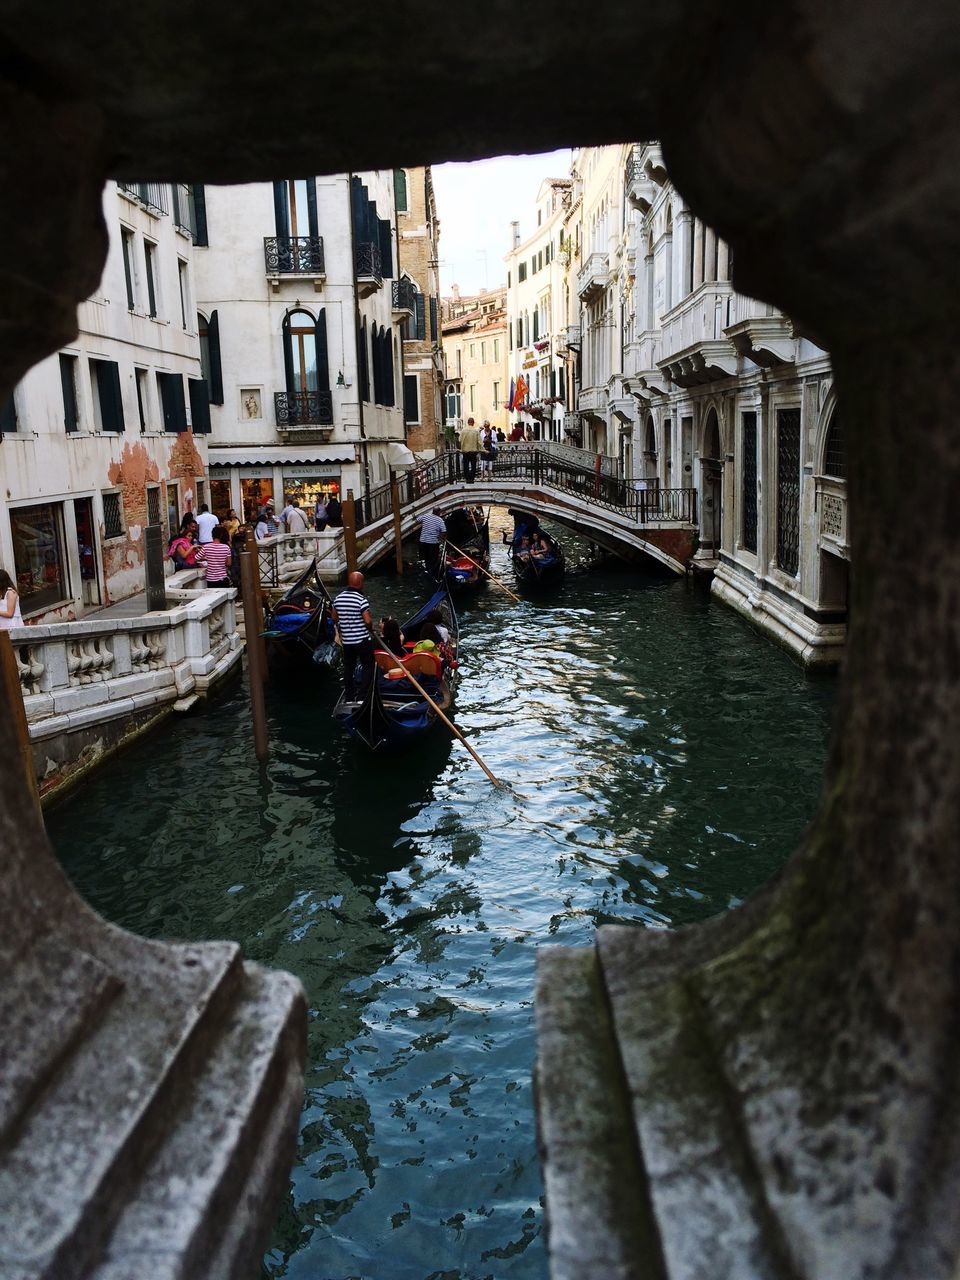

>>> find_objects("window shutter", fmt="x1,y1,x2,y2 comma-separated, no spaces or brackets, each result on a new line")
281,312,295,395
403,374,418,423
191,184,208,246
550,370,557,398
415,292,425,341
207,310,224,404
314,309,330,392
60,355,78,432
384,335,395,407
393,168,407,212
188,378,211,433
509,321,513,350
358,319,370,402
429,296,438,342
378,218,393,277
97,361,125,433
0,394,17,433
372,323,382,404
366,198,377,245
307,178,319,238
533,311,540,341
273,181,289,237
159,372,187,432
351,176,366,241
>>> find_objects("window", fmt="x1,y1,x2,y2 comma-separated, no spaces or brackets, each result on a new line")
147,484,162,527
144,241,158,318
121,228,136,310
90,359,125,433
60,355,80,433
11,503,69,612
0,393,17,434
493,382,500,410
823,410,845,478
494,338,500,362
282,308,331,421
531,255,537,275
166,482,179,531
445,384,462,419
776,407,801,576
394,168,408,213
404,373,419,423
358,318,370,402
507,270,511,288
275,178,318,240
469,343,476,359
481,342,487,365
538,250,543,271
469,384,476,413
157,371,187,432
741,411,758,553
518,262,527,283
102,491,124,540
189,184,208,246
198,311,223,404
196,480,206,510
135,368,148,431
178,259,189,329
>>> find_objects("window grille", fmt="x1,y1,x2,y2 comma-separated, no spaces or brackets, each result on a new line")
776,408,801,575
823,411,845,478
103,491,124,539
742,412,758,553
147,486,161,527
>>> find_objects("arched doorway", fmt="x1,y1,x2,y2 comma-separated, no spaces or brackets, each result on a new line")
699,407,723,557
643,416,658,484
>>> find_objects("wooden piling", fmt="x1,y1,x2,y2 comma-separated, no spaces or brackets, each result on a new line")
390,471,404,574
239,549,268,762
0,632,41,814
342,492,359,575
243,528,269,682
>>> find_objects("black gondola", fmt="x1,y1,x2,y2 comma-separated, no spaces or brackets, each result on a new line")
506,510,565,587
444,505,490,592
332,587,459,752
262,558,337,671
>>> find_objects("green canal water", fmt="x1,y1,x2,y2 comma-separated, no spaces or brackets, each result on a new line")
47,530,836,1280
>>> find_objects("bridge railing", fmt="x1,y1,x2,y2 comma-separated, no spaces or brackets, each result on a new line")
352,450,696,532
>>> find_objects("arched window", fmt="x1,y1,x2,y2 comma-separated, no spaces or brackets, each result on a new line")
703,409,721,461
284,310,319,394
282,308,330,423
823,410,845,478
394,168,408,214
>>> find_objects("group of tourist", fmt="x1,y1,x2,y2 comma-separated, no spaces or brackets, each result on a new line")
166,505,235,585
253,493,342,540
457,418,505,483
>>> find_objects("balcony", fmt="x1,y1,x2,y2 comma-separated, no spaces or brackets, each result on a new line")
656,282,738,388
624,332,669,396
355,241,383,297
263,236,325,290
392,277,416,317
723,311,796,368
577,251,610,301
578,385,609,417
626,146,657,213
117,181,168,216
274,390,334,439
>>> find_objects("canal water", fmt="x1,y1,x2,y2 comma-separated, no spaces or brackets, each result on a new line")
47,522,836,1280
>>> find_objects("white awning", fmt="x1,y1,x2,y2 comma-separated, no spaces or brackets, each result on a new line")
208,444,356,467
386,442,418,470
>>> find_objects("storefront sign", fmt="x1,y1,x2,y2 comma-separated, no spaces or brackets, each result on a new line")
282,465,342,478
522,358,538,369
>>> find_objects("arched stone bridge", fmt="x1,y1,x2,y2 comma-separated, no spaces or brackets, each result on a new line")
352,448,698,575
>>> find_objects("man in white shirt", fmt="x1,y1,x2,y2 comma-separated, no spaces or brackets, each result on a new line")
418,507,446,577
196,503,218,544
278,499,295,530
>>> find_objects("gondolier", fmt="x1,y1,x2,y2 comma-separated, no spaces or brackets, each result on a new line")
331,570,375,701
418,506,447,578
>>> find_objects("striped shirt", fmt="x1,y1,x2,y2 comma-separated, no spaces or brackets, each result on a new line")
332,589,372,644
418,512,447,545
198,542,231,582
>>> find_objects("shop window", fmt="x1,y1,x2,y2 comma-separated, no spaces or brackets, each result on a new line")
73,497,100,606
11,503,69,613
281,473,340,514
102,491,124,540
210,477,232,519
240,476,273,524
60,354,80,433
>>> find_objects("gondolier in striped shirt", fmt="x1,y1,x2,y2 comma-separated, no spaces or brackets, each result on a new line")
418,507,447,578
331,570,375,701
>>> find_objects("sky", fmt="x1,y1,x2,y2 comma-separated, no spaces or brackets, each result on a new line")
432,150,571,297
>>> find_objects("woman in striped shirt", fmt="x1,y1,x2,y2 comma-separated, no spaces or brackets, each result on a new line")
198,526,233,586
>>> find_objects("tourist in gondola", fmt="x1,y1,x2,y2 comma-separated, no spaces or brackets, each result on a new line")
331,571,375,702
379,616,405,656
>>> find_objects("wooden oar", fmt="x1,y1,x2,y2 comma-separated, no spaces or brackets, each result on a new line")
445,540,522,604
376,637,504,788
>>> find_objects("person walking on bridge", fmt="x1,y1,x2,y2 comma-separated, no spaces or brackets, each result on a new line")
460,417,481,484
331,571,375,702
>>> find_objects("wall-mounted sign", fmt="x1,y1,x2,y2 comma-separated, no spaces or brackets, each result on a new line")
522,358,538,369
283,464,342,478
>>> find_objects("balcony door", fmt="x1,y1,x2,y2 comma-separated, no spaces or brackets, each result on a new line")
273,179,318,240
281,309,331,426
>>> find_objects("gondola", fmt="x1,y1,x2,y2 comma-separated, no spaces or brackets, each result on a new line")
443,505,490,592
506,511,565,588
332,586,459,752
262,558,337,672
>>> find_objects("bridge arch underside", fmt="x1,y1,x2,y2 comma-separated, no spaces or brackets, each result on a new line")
357,481,695,576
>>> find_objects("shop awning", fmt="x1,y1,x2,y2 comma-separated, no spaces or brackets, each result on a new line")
207,444,356,467
386,442,418,470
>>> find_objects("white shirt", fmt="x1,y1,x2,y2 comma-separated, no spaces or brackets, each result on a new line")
0,588,23,629
287,506,309,533
196,511,218,543
255,519,271,541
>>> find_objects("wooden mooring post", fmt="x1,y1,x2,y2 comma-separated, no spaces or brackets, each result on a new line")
0,631,41,814
390,471,403,574
342,491,359,574
239,546,268,762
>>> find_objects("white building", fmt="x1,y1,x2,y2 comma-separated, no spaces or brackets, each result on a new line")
504,179,572,440
193,172,408,522
0,181,209,622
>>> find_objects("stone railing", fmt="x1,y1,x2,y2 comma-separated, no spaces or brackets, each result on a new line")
500,438,619,477
10,586,243,795
659,281,735,360
251,530,345,587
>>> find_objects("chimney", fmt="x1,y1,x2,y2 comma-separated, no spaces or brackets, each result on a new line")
511,220,520,249
452,283,460,301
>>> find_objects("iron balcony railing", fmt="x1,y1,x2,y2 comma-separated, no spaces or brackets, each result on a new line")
355,240,383,282
263,235,325,275
118,181,169,216
351,449,697,531
392,278,417,312
274,390,334,427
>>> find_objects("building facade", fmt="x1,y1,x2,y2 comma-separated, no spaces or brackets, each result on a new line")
194,172,408,522
0,180,209,622
440,286,509,436
504,179,572,440
395,166,444,455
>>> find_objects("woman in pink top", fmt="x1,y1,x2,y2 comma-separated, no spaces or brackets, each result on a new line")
197,526,233,586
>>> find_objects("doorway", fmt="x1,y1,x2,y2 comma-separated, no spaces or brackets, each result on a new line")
73,497,101,607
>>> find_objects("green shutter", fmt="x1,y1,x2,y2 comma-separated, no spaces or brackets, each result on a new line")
378,218,393,277
96,361,125,433
159,372,187,432
429,296,438,342
315,310,330,392
0,393,17,433
188,378,211,433
207,310,224,404
414,293,425,341
191,184,208,246
393,168,407,212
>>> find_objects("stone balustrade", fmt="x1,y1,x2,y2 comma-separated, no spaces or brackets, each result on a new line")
10,586,242,798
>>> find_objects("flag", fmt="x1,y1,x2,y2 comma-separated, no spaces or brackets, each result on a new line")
515,374,528,407
507,377,516,411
